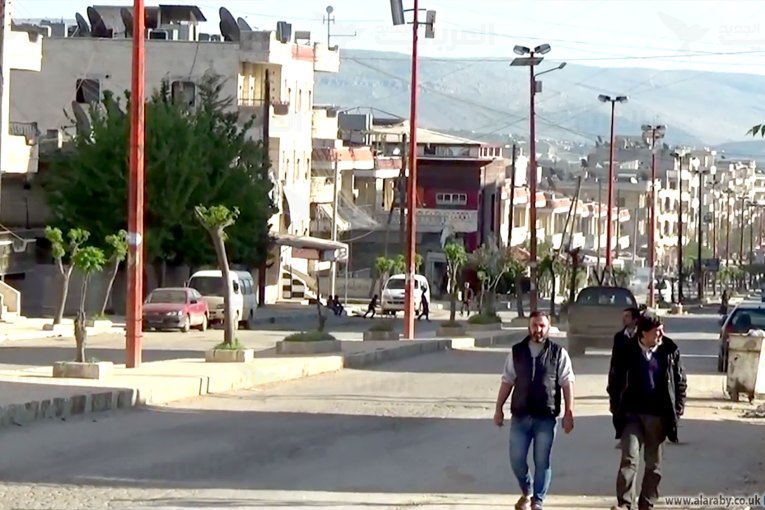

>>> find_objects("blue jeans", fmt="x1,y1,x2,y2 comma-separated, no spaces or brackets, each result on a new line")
509,415,557,503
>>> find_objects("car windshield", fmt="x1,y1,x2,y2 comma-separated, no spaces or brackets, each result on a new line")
147,289,187,304
189,276,225,297
386,279,406,290
727,308,765,332
576,287,636,306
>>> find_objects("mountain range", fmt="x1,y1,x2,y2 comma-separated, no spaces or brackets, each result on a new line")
314,49,765,157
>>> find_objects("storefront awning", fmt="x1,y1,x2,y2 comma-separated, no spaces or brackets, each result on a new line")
274,234,348,262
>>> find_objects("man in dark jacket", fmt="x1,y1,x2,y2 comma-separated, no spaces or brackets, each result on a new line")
613,307,640,355
607,313,687,510
494,311,575,510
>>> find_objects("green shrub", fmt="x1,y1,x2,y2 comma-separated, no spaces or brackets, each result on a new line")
213,339,246,350
368,320,395,332
467,313,502,325
284,331,337,342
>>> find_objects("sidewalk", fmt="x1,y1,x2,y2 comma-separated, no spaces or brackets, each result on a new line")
0,317,123,343
0,329,526,429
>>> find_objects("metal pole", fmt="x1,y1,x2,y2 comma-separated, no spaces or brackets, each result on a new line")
697,171,704,300
0,0,10,222
596,178,602,274
507,144,517,247
648,133,657,307
126,0,145,368
713,192,718,295
605,100,616,274
677,158,684,303
344,240,350,304
725,195,731,266
403,1,419,339
330,155,339,298
529,52,539,311
739,197,745,266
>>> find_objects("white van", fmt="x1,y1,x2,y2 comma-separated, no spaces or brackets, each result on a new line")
187,269,257,328
381,274,430,316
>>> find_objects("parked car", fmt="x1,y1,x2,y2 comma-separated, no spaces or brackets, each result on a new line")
143,287,209,333
381,274,430,316
566,286,638,357
187,269,257,328
717,303,765,372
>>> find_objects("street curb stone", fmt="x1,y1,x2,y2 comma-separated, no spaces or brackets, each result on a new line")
0,331,525,430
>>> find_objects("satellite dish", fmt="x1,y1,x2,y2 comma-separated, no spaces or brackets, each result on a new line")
219,7,240,42
74,12,91,37
87,7,112,38
326,5,334,14
71,102,92,137
120,8,134,37
236,17,252,32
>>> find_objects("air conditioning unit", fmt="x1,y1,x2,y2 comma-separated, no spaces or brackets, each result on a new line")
210,34,222,42
198,33,211,42
148,29,169,40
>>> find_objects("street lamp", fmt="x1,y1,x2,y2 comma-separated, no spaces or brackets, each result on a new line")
511,43,564,312
693,164,716,300
671,149,692,304
642,123,666,308
389,0,436,340
598,94,628,281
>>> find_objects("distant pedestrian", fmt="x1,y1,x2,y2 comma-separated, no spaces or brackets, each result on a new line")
417,288,430,321
607,313,687,510
494,311,575,510
364,295,378,319
460,282,474,316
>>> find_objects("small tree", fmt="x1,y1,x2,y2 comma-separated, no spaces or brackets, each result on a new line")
98,229,128,317
444,240,468,322
45,226,90,325
195,204,239,347
71,246,106,362
375,256,394,295
473,235,517,316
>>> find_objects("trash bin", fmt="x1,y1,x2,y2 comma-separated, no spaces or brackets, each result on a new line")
726,333,765,402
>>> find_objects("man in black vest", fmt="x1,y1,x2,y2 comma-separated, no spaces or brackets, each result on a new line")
609,307,640,449
494,311,575,510
607,313,687,510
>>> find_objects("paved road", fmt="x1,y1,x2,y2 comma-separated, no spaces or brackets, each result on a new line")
0,309,472,371
0,314,762,509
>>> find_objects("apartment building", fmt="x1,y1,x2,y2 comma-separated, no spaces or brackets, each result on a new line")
5,4,339,312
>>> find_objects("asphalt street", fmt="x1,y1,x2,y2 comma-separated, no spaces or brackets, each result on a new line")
0,313,762,509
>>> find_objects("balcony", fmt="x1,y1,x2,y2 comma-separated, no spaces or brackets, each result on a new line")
378,208,479,234
0,230,36,276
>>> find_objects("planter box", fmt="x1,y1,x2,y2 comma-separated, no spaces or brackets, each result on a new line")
466,322,503,332
437,325,467,337
86,319,113,329
363,330,400,341
204,348,255,363
53,361,113,380
276,339,342,355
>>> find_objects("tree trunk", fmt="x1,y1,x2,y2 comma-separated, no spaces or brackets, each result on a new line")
448,273,457,322
211,230,236,346
79,273,88,316
514,274,525,318
54,266,73,325
315,274,325,332
74,310,87,363
99,259,120,316
550,271,557,317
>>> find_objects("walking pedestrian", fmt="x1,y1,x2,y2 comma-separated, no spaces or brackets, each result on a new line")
460,282,473,316
607,312,687,510
494,311,575,510
416,287,430,321
363,295,378,319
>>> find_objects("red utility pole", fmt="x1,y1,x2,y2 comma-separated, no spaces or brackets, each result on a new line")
528,52,538,312
605,101,616,272
126,0,145,368
648,139,657,307
403,0,419,340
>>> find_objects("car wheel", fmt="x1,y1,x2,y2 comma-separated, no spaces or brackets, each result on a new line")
197,314,208,332
181,315,191,333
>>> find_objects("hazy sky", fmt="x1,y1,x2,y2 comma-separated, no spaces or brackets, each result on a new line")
14,0,765,76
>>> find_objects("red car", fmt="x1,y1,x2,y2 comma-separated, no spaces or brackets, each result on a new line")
142,287,209,333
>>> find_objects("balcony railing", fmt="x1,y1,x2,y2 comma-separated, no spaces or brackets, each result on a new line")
376,208,478,233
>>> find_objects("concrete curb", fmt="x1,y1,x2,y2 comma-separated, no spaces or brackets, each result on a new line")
0,326,125,344
0,331,526,429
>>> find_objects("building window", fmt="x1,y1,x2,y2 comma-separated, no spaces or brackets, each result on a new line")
171,80,196,107
75,78,101,104
435,192,467,206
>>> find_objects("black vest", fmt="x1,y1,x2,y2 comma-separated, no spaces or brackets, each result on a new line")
510,337,563,418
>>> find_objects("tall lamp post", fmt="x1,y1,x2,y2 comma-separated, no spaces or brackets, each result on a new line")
389,0,436,340
642,123,666,308
597,94,628,281
511,44,565,311
126,0,146,368
694,165,715,300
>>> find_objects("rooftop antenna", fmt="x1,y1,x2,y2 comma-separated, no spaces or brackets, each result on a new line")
323,5,356,48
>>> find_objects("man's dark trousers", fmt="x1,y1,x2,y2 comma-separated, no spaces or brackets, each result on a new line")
617,414,665,509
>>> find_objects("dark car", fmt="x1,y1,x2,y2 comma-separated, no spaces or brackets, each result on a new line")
717,303,765,372
143,287,209,333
